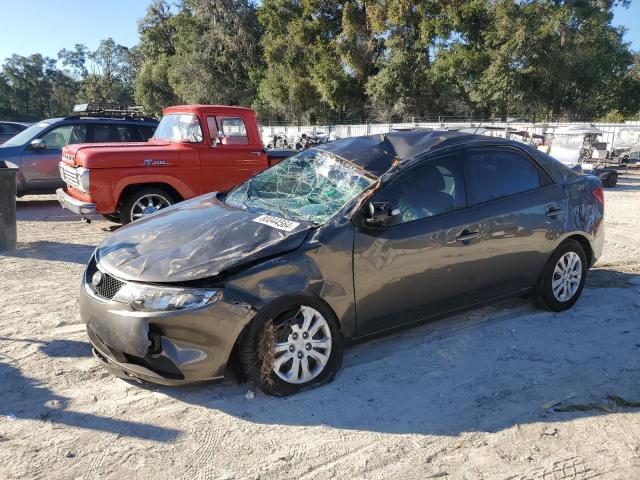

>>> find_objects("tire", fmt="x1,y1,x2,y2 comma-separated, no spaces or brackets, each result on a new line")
239,296,343,396
606,173,617,188
532,239,587,312
120,187,175,224
100,214,120,223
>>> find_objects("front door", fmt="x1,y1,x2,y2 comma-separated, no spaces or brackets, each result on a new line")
201,115,268,193
353,151,485,336
21,123,87,190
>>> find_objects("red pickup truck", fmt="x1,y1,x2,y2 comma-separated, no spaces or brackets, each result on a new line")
56,105,294,223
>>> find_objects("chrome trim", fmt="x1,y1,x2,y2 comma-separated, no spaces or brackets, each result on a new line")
59,163,83,190
56,188,96,215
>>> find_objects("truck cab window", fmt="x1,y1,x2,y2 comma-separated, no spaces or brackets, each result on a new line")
219,117,248,145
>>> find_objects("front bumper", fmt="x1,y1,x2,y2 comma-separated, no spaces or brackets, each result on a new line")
80,268,256,385
57,188,96,215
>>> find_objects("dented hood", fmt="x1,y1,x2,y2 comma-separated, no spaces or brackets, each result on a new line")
96,193,312,283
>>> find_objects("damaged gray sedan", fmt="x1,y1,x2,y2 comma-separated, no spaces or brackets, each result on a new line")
81,131,605,396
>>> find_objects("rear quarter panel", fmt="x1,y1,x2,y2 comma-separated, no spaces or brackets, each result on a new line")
554,175,604,265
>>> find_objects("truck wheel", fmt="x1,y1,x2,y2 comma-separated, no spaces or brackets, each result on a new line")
606,173,618,188
120,187,175,224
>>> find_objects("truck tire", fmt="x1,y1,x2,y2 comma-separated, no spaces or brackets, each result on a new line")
120,187,175,224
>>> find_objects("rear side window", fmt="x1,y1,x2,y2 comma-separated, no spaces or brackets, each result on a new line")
113,125,141,142
218,117,248,145
375,154,466,224
91,124,113,142
138,125,156,140
466,148,542,205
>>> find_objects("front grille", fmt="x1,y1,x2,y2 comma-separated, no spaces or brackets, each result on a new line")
95,273,124,300
60,164,81,190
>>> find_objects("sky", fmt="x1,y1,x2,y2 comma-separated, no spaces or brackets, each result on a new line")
613,1,640,51
0,0,153,63
0,0,638,66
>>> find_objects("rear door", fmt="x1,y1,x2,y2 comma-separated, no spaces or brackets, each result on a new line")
201,115,269,193
463,146,566,294
353,151,488,336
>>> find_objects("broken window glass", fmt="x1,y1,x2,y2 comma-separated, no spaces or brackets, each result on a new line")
226,149,375,224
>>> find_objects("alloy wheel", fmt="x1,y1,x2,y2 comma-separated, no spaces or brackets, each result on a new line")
551,251,582,302
272,306,332,384
130,194,171,220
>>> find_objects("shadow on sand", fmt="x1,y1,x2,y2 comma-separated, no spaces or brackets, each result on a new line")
142,268,640,437
0,361,180,442
0,241,95,264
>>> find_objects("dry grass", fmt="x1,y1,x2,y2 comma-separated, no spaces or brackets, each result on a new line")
257,320,278,385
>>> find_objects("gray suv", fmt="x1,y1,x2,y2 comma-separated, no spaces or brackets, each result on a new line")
0,121,28,145
1,113,158,196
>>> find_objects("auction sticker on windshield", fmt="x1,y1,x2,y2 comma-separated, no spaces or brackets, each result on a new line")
252,214,300,232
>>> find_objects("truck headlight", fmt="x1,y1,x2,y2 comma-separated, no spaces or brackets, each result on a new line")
112,283,222,312
77,167,90,191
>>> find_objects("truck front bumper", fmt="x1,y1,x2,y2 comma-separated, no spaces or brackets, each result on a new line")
56,188,96,215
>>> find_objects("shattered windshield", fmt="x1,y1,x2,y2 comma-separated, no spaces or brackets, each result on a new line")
226,149,375,224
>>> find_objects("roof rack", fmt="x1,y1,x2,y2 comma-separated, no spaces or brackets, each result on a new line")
71,103,154,120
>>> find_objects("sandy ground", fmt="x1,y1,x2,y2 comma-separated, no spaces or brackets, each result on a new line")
1,171,640,480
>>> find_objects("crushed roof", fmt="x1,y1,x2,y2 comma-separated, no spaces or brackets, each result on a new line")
314,129,515,176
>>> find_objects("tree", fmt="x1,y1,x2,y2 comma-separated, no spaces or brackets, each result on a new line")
256,0,366,123
0,54,77,120
168,0,263,106
135,0,181,114
58,38,136,106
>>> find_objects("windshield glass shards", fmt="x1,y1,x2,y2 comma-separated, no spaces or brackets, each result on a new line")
226,149,375,224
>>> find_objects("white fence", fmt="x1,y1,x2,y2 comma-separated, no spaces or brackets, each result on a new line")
260,121,640,150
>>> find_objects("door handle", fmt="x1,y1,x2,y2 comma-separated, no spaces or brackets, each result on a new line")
456,230,480,242
545,207,563,218
249,151,262,156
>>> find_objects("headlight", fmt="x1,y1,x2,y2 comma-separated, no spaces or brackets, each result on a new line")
77,167,90,191
112,283,222,312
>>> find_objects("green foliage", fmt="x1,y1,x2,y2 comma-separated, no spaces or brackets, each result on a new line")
58,38,136,106
0,54,77,121
598,109,626,122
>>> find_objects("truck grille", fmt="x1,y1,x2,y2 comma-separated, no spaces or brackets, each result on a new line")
94,273,124,300
60,164,81,190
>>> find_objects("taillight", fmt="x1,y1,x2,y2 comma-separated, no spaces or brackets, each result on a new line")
592,187,604,206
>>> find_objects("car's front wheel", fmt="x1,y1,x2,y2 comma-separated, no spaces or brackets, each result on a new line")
239,297,343,396
532,239,587,311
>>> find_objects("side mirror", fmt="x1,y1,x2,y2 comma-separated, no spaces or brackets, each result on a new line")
365,202,400,227
30,139,46,151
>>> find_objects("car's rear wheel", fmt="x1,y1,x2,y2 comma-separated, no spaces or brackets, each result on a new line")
606,172,618,188
120,187,175,224
239,297,343,396
532,239,587,311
